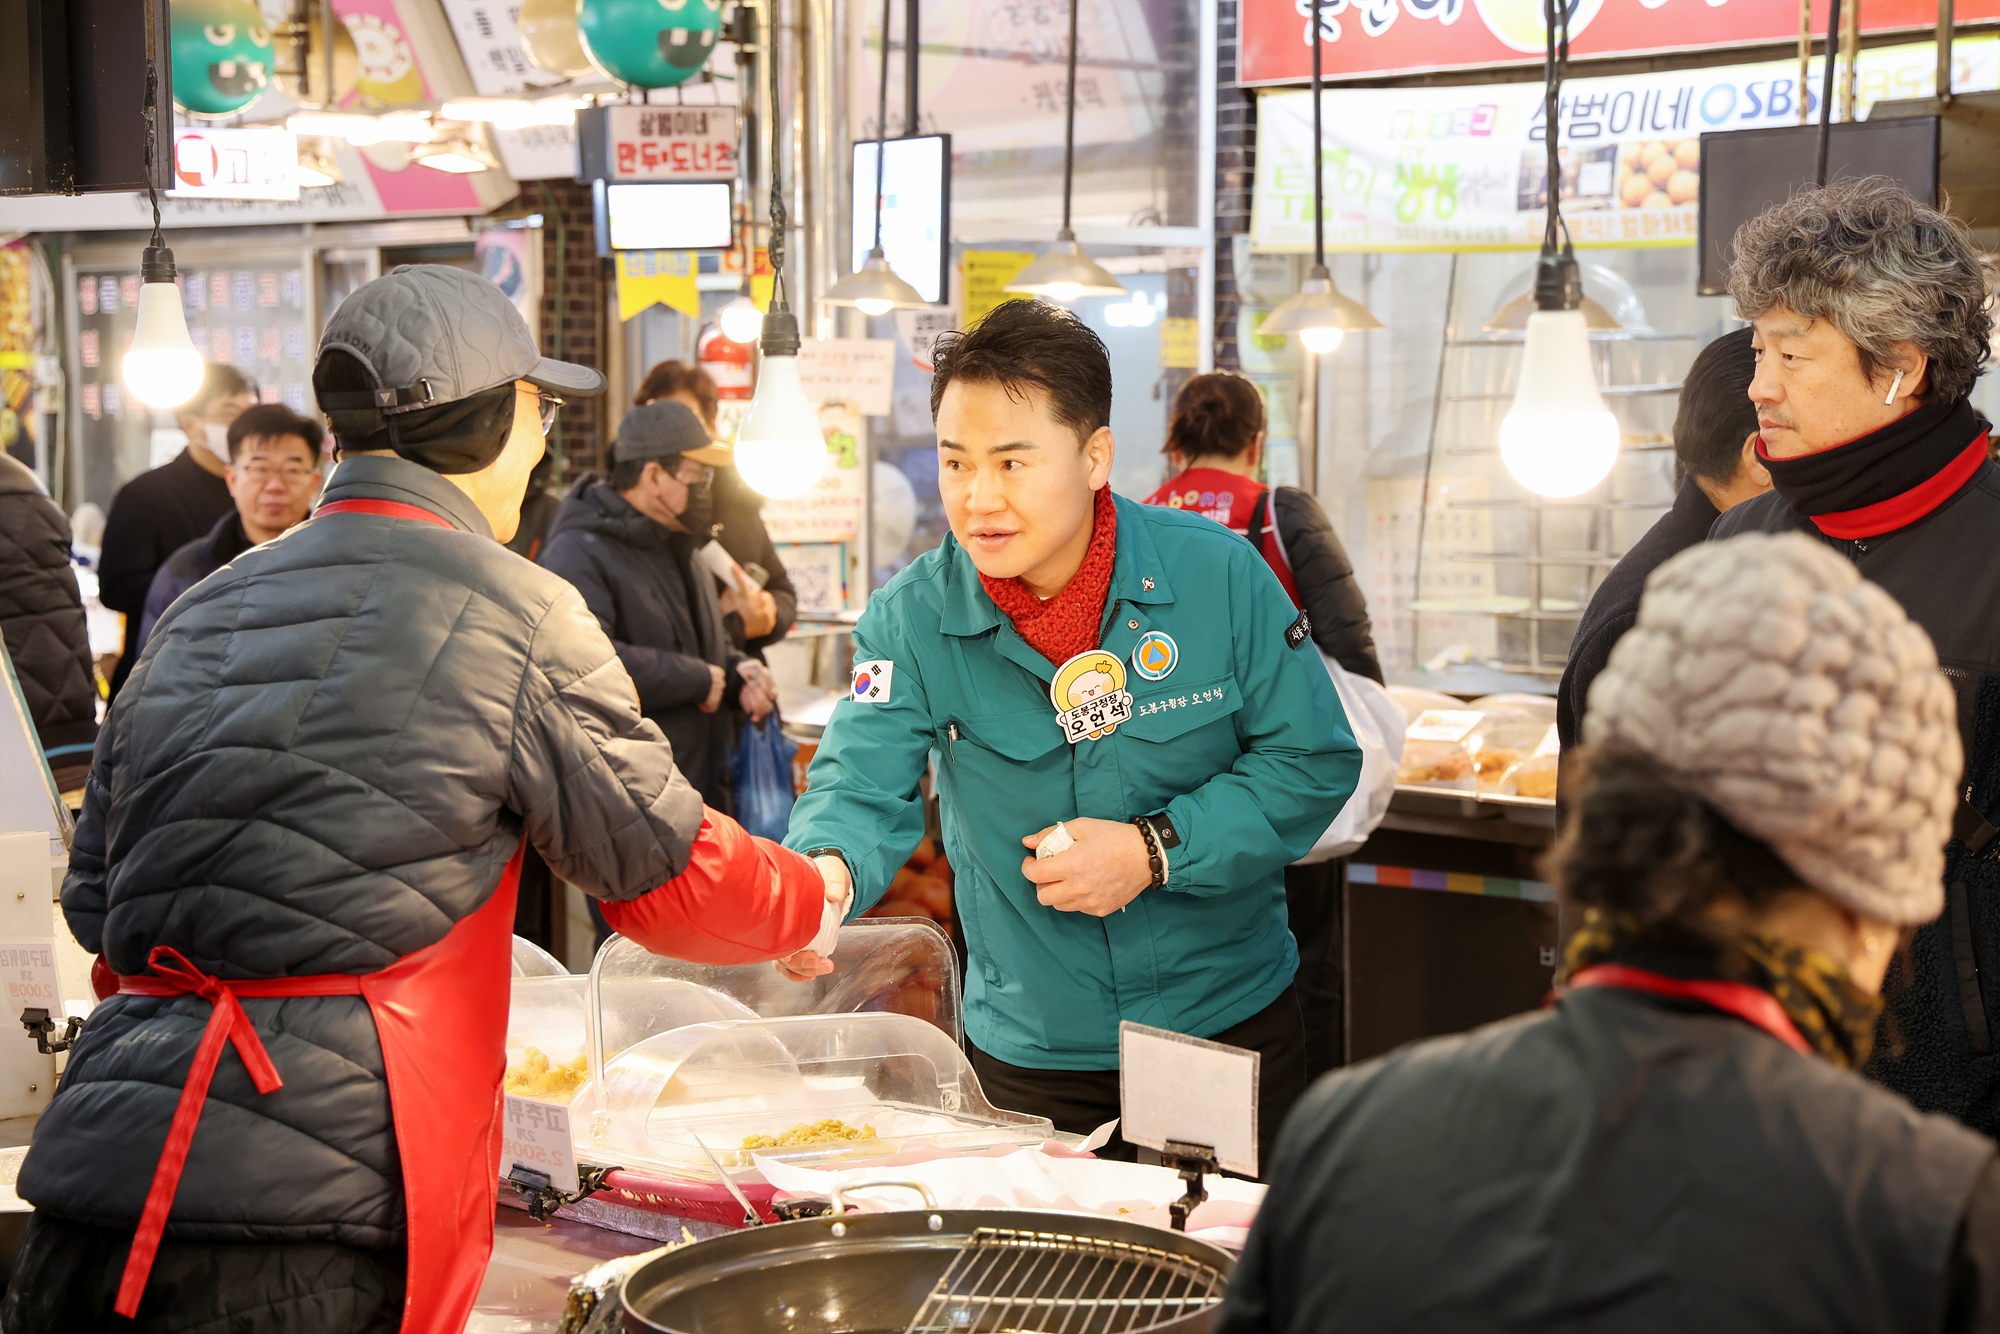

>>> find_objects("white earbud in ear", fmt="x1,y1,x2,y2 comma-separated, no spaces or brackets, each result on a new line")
1886,368,1905,405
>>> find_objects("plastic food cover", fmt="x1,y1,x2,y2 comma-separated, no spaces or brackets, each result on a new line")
580,1012,1054,1178
585,917,962,1084
512,935,569,978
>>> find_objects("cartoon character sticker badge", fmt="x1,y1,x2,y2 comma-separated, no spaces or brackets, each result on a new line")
1050,650,1134,744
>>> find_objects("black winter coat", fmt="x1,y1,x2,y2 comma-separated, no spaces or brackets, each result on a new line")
1222,978,2000,1334
0,453,96,778
1714,461,2000,1132
1252,487,1381,683
133,509,256,655
539,478,745,810
97,448,232,696
19,455,706,1258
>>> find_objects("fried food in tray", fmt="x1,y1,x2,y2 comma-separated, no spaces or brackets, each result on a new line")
740,1118,879,1151
505,1046,589,1102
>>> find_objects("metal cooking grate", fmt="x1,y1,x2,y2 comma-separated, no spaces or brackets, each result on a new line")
902,1226,1227,1334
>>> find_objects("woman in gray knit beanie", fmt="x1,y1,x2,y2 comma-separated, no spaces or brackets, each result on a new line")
1219,531,2000,1334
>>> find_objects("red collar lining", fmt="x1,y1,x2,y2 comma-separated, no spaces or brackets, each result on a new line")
1564,962,1813,1055
1776,433,1989,540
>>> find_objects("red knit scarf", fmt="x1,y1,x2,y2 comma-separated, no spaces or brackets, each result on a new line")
979,485,1118,666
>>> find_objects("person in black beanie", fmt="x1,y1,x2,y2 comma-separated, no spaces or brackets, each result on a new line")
1556,326,1769,750
1713,176,2000,1135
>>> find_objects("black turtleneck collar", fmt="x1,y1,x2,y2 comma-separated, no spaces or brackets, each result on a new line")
1760,397,1989,540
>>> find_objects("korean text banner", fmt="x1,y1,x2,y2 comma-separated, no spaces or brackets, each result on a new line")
1238,0,2000,87
1249,38,1996,254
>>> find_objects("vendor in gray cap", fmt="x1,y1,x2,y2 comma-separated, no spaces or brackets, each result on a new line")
540,398,780,837
2,264,841,1332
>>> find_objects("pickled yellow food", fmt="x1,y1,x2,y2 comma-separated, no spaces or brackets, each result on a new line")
741,1119,878,1150
505,1047,588,1102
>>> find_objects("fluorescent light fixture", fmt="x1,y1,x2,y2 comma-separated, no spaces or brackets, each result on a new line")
294,143,342,188
439,97,587,130
285,111,433,145
410,137,500,174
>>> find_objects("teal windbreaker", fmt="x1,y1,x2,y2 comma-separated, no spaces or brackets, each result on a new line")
785,494,1361,1069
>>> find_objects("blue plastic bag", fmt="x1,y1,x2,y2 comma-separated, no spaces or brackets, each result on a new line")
732,715,799,841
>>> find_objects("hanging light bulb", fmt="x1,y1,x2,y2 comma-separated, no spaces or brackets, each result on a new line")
719,294,765,344
735,0,826,500
125,62,202,408
1497,0,1618,498
1003,0,1124,302
826,0,930,316
1263,0,1380,350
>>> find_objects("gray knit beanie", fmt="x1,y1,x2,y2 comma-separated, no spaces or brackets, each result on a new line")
1584,531,1960,926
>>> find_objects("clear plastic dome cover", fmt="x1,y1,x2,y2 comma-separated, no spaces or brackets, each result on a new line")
511,935,569,978
579,1011,1053,1178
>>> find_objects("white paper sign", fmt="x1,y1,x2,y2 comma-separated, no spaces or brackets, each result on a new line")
502,1095,579,1193
0,940,61,1012
166,128,301,202
1406,709,1484,744
781,542,848,612
437,0,566,96
798,338,897,418
895,307,960,372
1119,1021,1260,1178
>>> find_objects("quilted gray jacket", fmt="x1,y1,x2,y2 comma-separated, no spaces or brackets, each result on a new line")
19,454,705,1248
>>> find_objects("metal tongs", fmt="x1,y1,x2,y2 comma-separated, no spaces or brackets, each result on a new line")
690,1131,764,1228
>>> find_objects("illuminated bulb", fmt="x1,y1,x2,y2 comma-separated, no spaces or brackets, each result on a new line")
854,297,894,317
124,282,204,407
1498,308,1620,497
1298,325,1345,354
1042,283,1084,303
735,352,827,499
719,296,765,344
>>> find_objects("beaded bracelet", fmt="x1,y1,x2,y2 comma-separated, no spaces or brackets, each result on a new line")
1132,816,1167,889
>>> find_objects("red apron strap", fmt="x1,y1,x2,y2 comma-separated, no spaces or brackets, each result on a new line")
112,948,367,1318
1565,962,1814,1056
315,498,458,531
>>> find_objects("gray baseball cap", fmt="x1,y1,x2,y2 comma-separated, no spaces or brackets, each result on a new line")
315,264,604,420
614,400,734,466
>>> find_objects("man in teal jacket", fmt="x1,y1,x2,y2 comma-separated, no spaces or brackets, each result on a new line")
783,301,1359,1161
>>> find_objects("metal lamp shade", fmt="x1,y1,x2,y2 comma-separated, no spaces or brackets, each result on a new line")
823,249,928,312
1260,266,1384,337
1004,235,1126,299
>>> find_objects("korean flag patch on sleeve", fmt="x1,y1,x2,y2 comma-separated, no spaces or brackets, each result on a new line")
850,660,895,703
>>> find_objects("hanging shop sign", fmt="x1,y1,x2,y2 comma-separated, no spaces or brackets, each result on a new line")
166,128,301,202
798,338,897,418
576,105,739,182
1237,0,2000,87
614,250,700,321
1249,36,1999,253
438,0,567,96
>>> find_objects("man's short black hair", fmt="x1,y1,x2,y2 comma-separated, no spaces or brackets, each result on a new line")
1674,326,1760,488
226,403,324,462
929,299,1112,441
608,457,651,492
179,363,254,421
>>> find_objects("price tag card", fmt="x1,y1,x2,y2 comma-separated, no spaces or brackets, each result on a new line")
1406,709,1484,743
1118,1021,1260,1177
0,940,61,1011
502,1095,579,1193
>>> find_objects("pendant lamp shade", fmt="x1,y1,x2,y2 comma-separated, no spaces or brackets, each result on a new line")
1484,291,1620,332
824,249,928,315
1004,232,1126,302
1261,263,1384,351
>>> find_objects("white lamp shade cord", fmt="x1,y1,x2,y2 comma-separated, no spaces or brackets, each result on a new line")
1498,309,1619,498
734,354,827,499
124,282,204,408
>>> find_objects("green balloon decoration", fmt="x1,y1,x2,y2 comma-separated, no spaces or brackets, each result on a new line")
577,0,723,89
171,0,273,116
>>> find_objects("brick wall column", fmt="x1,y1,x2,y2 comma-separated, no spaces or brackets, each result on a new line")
533,178,610,484
1214,0,1255,371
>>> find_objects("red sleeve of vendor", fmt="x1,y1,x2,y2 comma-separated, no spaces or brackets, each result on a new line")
599,808,824,963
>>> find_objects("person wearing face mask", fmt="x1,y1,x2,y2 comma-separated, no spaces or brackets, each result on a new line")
97,362,256,697
539,400,779,825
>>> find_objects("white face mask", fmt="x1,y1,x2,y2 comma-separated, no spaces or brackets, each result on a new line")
196,422,231,465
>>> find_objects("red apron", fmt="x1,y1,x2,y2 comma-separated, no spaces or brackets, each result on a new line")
113,493,523,1333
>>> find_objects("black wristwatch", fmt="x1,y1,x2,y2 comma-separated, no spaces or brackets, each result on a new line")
801,848,849,870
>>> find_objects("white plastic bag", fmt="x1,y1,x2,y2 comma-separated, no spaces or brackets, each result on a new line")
1296,653,1406,863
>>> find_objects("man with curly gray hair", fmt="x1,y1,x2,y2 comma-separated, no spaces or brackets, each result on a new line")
1715,175,2000,1138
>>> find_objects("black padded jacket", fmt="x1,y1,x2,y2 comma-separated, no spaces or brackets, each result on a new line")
1252,486,1382,684
0,453,96,772
18,454,707,1250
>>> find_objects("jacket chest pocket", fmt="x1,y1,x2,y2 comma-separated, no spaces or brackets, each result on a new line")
1119,675,1242,745
942,708,1067,768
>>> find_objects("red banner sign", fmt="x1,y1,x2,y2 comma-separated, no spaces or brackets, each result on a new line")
1237,0,2000,86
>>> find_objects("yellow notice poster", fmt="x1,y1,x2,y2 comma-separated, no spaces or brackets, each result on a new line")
961,251,1034,327
615,251,699,322
1159,317,1199,369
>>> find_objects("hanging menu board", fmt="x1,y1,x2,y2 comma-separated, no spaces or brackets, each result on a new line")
69,257,315,512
